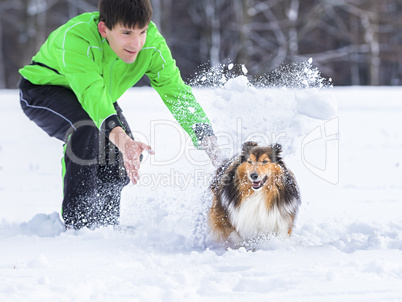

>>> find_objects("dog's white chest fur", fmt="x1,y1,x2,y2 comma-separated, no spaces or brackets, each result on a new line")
229,191,290,239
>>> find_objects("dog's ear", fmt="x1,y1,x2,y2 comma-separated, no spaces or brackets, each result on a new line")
243,141,258,151
273,143,282,153
271,143,282,162
241,141,258,161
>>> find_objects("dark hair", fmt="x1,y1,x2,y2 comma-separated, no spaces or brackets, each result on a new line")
99,0,153,29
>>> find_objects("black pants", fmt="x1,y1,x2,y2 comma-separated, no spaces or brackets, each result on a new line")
19,78,131,229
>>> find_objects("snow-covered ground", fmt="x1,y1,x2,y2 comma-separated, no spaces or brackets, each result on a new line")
1,76,402,301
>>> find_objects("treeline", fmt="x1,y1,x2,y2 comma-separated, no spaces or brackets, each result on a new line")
0,0,401,88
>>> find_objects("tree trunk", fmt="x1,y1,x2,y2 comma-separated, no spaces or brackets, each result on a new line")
0,20,6,88
234,0,250,66
350,14,360,85
361,3,380,85
287,0,299,58
21,0,48,66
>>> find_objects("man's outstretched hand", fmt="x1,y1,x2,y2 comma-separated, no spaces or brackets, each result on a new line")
109,126,154,184
200,135,225,168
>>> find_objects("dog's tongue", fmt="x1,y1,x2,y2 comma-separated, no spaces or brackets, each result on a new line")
252,181,262,189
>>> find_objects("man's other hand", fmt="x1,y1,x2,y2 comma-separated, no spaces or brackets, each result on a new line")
109,126,154,184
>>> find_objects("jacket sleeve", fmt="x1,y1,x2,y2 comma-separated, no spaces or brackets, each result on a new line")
56,29,121,136
145,35,214,148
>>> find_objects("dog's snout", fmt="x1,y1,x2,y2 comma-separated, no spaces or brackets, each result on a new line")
250,172,259,181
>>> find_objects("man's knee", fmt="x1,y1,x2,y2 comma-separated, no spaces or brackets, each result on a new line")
64,121,100,165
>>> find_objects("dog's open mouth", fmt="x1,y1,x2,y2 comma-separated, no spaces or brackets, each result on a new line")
251,176,268,190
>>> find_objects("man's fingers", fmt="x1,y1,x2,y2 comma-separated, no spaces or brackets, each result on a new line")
132,169,140,183
147,147,155,155
139,142,155,155
125,161,140,185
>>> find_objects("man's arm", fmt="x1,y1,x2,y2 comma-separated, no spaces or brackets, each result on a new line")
109,126,154,184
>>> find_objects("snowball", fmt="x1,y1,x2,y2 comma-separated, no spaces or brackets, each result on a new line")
241,65,248,75
223,75,249,93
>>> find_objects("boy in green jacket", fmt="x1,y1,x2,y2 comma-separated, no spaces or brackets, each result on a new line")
18,0,222,229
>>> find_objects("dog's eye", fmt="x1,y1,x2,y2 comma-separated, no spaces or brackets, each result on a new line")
262,160,269,164
248,161,253,164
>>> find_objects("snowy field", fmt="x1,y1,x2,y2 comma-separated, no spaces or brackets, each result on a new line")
1,74,402,301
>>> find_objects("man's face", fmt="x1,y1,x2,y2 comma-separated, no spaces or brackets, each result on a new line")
98,21,148,64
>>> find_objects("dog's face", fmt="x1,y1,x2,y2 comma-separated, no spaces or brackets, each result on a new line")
237,142,284,191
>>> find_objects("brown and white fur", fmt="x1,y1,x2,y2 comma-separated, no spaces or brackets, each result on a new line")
209,141,301,248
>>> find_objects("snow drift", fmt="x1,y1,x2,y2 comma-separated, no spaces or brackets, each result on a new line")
1,61,402,301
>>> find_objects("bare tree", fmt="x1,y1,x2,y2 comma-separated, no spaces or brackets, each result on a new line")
360,1,380,85
0,20,5,89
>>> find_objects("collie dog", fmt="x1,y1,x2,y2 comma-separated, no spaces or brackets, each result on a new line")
209,141,301,247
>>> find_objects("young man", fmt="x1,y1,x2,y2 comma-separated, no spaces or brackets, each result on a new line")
18,0,222,229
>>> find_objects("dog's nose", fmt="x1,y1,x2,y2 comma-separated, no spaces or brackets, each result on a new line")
250,172,259,180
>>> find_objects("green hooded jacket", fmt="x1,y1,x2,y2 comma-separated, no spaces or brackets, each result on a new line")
19,12,212,147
